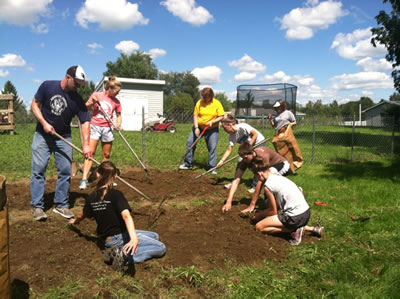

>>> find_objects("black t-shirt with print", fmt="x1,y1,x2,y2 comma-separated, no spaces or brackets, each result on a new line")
83,189,131,239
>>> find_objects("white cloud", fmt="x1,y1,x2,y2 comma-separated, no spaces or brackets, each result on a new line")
0,0,52,26
293,75,314,86
191,66,222,85
234,72,257,82
228,54,266,73
76,0,149,31
148,48,167,59
356,57,392,72
88,42,103,54
331,28,387,60
115,40,140,55
0,54,27,67
278,0,348,40
0,69,9,77
262,71,291,84
330,71,393,90
32,23,49,34
161,0,213,26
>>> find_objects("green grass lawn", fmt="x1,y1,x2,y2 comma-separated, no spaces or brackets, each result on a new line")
3,124,400,298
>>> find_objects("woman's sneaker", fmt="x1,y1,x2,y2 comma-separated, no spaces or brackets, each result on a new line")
224,183,232,189
79,179,88,190
179,164,192,170
289,226,305,246
312,226,324,238
110,247,128,272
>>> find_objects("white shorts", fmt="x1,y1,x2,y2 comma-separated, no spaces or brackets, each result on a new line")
270,160,290,176
90,124,114,142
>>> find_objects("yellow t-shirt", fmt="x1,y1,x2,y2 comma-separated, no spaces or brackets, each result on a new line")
194,98,225,129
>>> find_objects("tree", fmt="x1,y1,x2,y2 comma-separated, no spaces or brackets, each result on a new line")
164,93,194,113
389,91,400,101
371,0,400,91
215,92,232,111
104,52,158,79
1,80,28,122
159,71,200,104
77,81,96,102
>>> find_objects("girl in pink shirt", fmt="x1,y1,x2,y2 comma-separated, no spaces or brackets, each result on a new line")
80,77,122,190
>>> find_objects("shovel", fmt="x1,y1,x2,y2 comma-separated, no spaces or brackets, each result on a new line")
53,131,151,201
314,201,370,222
177,125,210,170
92,97,152,180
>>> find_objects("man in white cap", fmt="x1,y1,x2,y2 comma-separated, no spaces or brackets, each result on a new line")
30,65,92,221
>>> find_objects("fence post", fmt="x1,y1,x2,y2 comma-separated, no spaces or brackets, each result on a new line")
312,115,316,164
392,116,395,157
142,106,146,164
262,115,265,137
351,114,355,162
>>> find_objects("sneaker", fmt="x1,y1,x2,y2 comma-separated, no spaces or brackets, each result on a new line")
179,164,192,170
53,207,75,219
111,246,128,272
312,226,324,238
289,226,305,246
79,179,88,190
32,208,47,221
224,183,232,189
211,169,217,175
248,187,256,194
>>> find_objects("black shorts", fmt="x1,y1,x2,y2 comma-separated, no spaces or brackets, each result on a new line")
278,209,310,230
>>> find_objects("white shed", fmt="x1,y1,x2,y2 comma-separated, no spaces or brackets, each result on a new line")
95,76,165,131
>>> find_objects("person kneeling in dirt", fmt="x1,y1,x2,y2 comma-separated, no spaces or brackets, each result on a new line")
248,159,324,245
69,161,166,271
222,142,289,213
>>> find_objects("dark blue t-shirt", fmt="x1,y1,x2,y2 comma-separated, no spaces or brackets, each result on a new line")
34,80,90,137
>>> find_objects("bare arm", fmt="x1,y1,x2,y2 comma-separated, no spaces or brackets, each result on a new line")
31,99,54,134
241,180,264,213
69,210,85,225
193,115,200,136
121,209,139,255
249,129,258,145
264,188,278,216
217,145,233,168
208,115,224,128
222,168,245,212
80,121,92,159
115,112,122,131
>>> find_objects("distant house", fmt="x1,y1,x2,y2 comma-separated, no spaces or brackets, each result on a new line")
95,77,165,131
362,100,400,127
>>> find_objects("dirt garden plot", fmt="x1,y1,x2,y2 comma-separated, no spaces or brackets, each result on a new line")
6,168,316,294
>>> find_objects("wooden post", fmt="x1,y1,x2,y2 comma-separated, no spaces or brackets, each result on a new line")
0,94,15,135
0,175,10,299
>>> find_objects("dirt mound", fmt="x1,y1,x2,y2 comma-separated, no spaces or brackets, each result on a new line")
7,168,304,293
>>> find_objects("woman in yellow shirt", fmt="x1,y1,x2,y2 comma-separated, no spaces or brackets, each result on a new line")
179,87,225,173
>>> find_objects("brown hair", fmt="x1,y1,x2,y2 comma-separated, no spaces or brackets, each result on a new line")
95,161,119,200
201,87,214,99
105,76,122,90
250,156,269,173
238,142,254,156
221,114,236,125
276,99,288,111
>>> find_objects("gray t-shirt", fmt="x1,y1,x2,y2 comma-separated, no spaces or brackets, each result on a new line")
228,123,265,146
264,174,309,217
273,110,296,131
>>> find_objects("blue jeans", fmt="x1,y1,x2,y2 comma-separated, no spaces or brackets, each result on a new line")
30,132,73,209
105,230,166,264
184,126,219,169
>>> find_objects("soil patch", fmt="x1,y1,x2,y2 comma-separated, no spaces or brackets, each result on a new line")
6,168,313,294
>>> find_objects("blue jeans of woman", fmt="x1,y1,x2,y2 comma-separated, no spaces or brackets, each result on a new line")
184,126,219,169
105,230,166,264
30,132,73,209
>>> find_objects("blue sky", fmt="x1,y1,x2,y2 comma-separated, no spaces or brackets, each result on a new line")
0,0,395,109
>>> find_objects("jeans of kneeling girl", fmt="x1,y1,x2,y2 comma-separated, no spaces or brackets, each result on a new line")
105,230,166,264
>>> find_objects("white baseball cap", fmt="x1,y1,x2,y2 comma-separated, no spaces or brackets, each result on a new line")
66,65,86,86
273,101,281,108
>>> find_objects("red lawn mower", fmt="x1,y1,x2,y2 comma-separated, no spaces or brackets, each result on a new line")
145,113,176,133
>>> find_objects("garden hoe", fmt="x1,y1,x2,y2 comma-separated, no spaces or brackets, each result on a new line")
177,125,210,170
314,201,370,222
195,137,271,179
54,131,151,201
92,97,152,181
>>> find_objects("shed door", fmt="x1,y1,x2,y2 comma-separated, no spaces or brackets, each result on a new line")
120,96,148,131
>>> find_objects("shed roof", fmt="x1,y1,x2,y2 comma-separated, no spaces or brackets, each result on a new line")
96,76,165,91
362,100,400,113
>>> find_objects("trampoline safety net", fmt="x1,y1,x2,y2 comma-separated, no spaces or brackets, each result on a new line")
235,83,297,117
